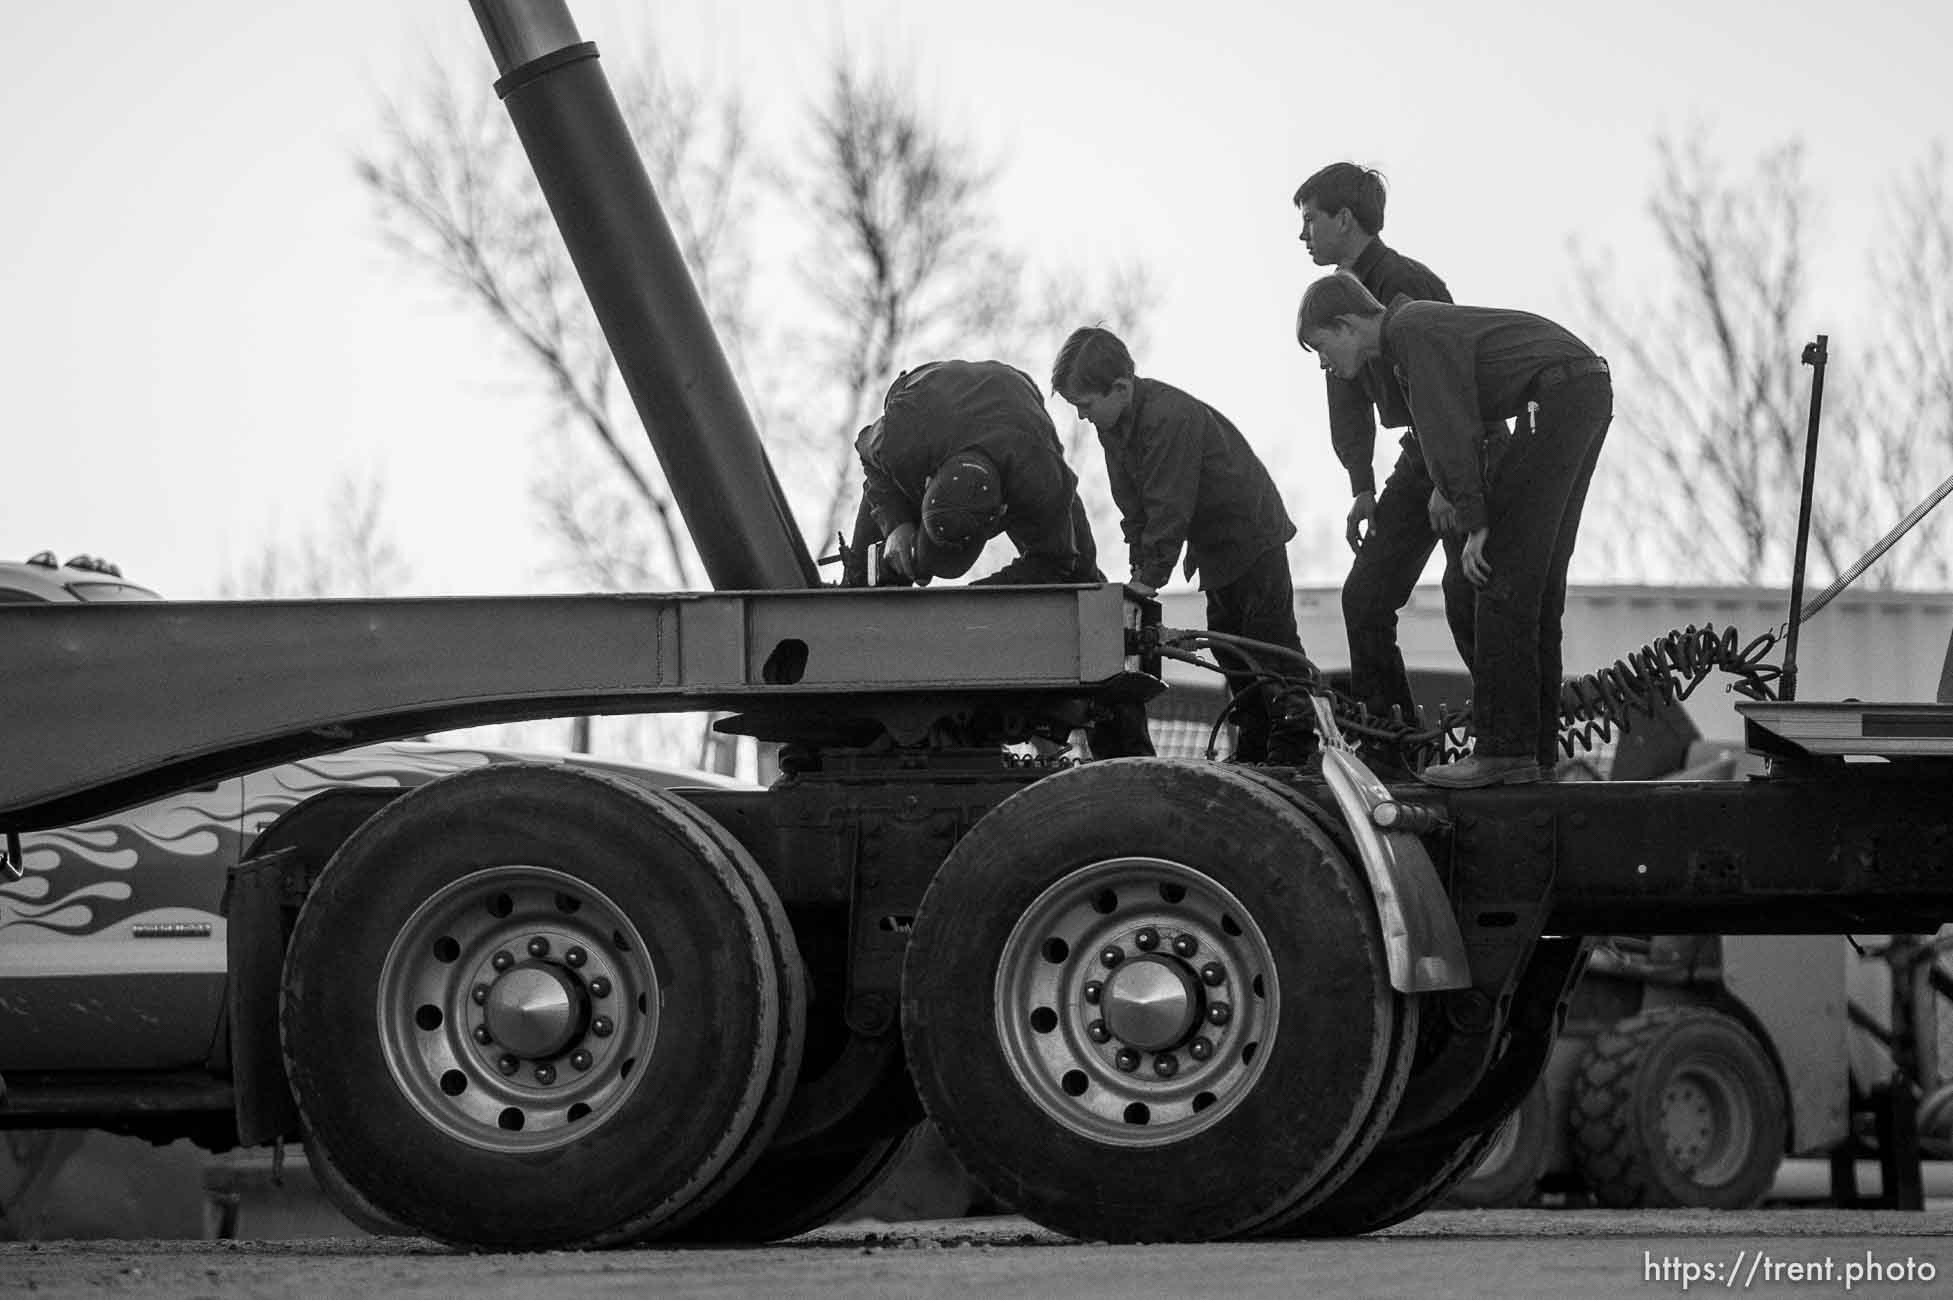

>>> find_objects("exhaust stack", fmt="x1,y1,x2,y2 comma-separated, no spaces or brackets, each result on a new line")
469,0,818,590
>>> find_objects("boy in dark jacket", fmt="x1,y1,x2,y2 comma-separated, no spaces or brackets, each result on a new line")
1051,327,1316,765
854,356,1154,757
856,359,1099,585
1296,273,1612,788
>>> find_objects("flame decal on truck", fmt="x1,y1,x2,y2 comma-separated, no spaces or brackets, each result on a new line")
239,745,494,836
0,743,496,945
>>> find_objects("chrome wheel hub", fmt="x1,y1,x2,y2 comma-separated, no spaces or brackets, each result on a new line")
994,857,1278,1146
1102,956,1199,1051
481,963,585,1059
377,865,659,1153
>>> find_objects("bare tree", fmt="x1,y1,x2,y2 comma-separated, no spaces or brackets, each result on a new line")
221,468,411,597
1571,129,1953,589
354,50,764,590
778,53,1161,555
356,39,1160,762
1853,143,1953,586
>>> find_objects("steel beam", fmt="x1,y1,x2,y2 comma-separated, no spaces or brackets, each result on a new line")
0,585,1139,831
1419,775,1953,935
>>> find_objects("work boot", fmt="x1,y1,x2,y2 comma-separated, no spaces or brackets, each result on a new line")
1264,732,1320,769
1262,696,1318,768
1227,729,1269,765
1417,754,1542,789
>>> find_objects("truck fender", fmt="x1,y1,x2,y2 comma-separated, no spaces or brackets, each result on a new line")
224,788,406,1144
1317,748,1472,994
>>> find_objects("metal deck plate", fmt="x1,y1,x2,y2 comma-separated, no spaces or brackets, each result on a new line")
1738,700,1953,757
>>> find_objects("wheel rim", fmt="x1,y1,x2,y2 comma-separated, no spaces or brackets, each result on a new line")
993,856,1279,1146
377,865,659,1152
1658,1060,1753,1186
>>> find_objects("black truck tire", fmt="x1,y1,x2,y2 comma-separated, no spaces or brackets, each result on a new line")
675,1128,919,1242
1227,768,1422,1238
902,759,1407,1243
1281,1122,1508,1237
1443,1081,1551,1208
280,763,805,1250
1571,1005,1786,1209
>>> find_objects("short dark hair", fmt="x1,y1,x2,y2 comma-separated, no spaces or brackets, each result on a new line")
1295,272,1385,343
1050,326,1135,397
1292,162,1387,236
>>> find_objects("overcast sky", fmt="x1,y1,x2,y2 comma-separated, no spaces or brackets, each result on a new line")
2,0,1947,599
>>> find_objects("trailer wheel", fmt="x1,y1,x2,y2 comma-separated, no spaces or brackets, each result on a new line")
1443,1081,1550,1208
1228,769,1421,1237
280,764,804,1250
1571,1006,1786,1209
1283,1121,1510,1237
299,1126,411,1237
902,759,1404,1243
675,1129,919,1243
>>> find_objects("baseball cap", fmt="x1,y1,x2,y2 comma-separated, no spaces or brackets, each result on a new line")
921,449,1005,548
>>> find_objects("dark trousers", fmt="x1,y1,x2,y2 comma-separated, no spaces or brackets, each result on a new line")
1208,545,1311,762
1472,375,1613,765
1342,442,1475,726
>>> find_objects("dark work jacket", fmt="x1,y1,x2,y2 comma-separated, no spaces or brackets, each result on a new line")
1380,298,1599,533
857,359,1091,574
1327,238,1452,496
1100,377,1295,591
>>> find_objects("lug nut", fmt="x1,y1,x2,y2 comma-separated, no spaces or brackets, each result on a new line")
1200,962,1225,986
1099,947,1123,968
491,950,514,972
1114,1048,1140,1073
1153,1054,1180,1078
1087,1019,1110,1043
1172,934,1198,958
1206,1002,1233,1027
592,1015,615,1038
473,1024,493,1046
472,983,490,1006
1189,1037,1214,1061
589,976,612,999
527,936,550,958
570,1050,593,1072
496,1055,519,1076
1083,980,1103,1005
1134,927,1159,952
565,946,587,968
534,1064,557,1086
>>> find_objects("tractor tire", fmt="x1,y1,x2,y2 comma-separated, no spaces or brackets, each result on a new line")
902,759,1409,1243
1571,1006,1786,1209
1443,1081,1550,1208
280,764,805,1250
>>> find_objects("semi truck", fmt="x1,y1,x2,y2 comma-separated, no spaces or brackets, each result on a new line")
5,0,1953,1250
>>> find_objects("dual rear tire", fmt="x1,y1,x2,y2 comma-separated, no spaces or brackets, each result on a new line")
901,759,1417,1242
281,764,805,1249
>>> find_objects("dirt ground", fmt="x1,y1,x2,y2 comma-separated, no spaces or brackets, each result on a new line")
2,1210,1949,1299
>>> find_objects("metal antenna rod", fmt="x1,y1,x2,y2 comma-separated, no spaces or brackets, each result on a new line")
1797,469,1953,626
1780,335,1828,701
